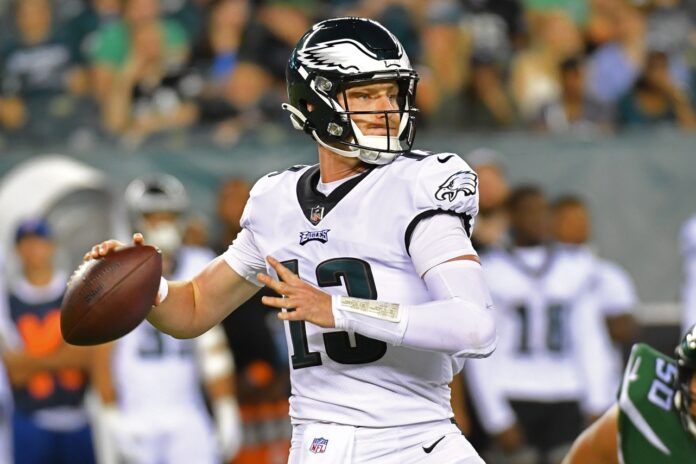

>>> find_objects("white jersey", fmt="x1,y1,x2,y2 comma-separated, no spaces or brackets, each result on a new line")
112,246,216,417
682,215,696,331
466,245,614,433
223,151,479,427
594,256,638,318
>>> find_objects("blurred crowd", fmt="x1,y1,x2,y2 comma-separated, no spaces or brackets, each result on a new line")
3,0,696,149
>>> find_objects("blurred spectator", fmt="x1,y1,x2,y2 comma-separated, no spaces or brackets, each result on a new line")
0,0,94,142
162,0,205,46
523,0,589,26
89,0,189,100
585,0,624,51
510,9,583,120
463,56,518,129
644,0,693,90
2,218,96,464
618,50,696,129
461,0,526,52
467,148,510,252
221,1,312,131
417,1,471,128
65,0,121,68
535,55,614,134
194,0,250,126
586,3,646,104
101,19,199,142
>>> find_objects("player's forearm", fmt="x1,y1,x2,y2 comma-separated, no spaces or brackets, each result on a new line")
333,295,496,356
336,260,496,356
147,279,224,339
22,345,93,371
148,258,260,338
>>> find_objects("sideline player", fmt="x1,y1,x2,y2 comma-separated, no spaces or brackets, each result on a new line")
563,325,696,463
90,175,242,464
87,18,496,463
466,186,614,464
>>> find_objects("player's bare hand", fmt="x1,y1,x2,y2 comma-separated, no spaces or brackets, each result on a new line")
258,256,335,328
495,423,525,453
83,233,145,261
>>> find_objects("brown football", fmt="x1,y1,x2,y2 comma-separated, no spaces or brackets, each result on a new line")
61,245,162,346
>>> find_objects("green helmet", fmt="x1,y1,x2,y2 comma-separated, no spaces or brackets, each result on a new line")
676,324,696,438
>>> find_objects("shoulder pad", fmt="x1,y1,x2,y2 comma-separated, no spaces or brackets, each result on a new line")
241,165,311,229
250,165,311,197
411,152,479,217
620,343,675,402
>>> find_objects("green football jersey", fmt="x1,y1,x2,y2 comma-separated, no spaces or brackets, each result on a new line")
618,343,696,463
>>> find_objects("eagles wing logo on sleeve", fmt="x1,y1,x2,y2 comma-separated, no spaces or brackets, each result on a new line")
435,171,478,202
297,39,410,74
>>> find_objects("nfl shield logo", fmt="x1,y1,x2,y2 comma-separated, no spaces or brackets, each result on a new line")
310,206,325,224
309,437,328,454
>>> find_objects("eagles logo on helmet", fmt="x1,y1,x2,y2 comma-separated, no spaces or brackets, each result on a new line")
283,17,419,165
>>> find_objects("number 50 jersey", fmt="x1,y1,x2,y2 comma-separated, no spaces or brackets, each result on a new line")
223,151,479,427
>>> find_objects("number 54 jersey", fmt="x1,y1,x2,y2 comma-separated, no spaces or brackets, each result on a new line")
223,151,480,427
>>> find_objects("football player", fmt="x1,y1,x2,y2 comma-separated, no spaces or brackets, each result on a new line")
563,324,696,463
88,18,496,463
551,195,638,396
465,186,614,464
90,175,242,464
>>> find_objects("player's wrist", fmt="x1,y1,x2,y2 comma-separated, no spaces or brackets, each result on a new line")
331,295,407,345
331,295,347,330
157,277,169,305
332,295,402,322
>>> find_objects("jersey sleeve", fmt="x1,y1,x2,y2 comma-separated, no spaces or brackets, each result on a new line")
597,260,638,316
408,154,479,247
409,214,477,276
682,216,696,331
220,181,266,286
570,288,616,415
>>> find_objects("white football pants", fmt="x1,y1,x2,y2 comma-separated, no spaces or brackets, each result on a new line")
288,418,485,464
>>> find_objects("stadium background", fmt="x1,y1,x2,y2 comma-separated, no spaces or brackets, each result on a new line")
1,0,695,462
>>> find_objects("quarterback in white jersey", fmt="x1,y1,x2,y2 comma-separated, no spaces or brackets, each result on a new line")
87,18,496,464
466,186,614,464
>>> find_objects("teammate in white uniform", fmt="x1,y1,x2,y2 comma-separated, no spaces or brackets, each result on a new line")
466,186,614,464
91,175,242,464
682,214,696,331
87,18,497,464
551,195,638,397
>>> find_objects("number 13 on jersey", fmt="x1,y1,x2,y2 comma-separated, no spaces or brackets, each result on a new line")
282,259,387,369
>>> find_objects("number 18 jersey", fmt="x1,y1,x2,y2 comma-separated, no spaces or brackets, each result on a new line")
223,151,479,427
